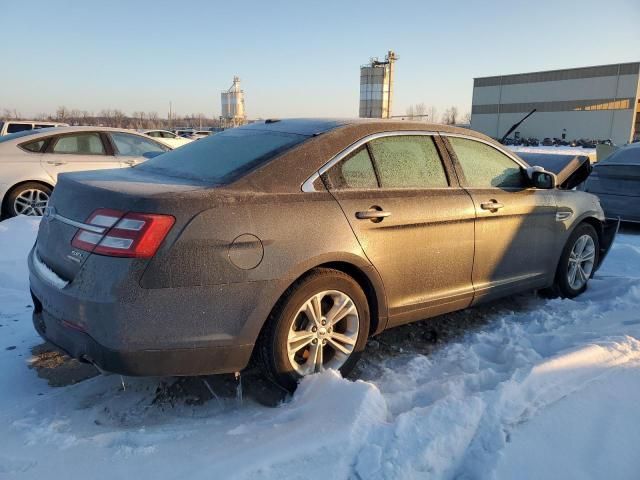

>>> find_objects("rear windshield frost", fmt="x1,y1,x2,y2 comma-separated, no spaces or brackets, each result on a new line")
138,129,309,183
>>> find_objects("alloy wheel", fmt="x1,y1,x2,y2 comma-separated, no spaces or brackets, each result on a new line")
567,234,596,290
13,189,50,216
286,290,359,376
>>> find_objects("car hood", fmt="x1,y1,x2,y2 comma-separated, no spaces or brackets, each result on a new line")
517,153,592,189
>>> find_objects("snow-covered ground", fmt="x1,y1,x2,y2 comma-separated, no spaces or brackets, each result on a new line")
1,215,640,479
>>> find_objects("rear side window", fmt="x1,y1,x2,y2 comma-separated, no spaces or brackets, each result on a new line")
160,132,176,139
139,128,308,183
52,133,105,155
22,139,46,152
368,135,448,189
111,133,168,157
7,123,33,134
326,147,378,189
147,131,162,138
449,137,524,188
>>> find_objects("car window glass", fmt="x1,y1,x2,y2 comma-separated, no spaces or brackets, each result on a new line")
7,123,33,134
161,132,176,138
326,147,378,189
368,135,448,188
22,140,46,152
147,131,161,138
449,137,524,188
52,133,105,155
111,133,167,157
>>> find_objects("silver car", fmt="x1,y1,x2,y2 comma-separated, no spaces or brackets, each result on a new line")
0,126,170,218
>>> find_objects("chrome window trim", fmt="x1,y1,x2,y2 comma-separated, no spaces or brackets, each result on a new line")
301,130,439,192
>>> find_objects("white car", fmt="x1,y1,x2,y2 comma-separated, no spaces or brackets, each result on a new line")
0,120,69,136
0,126,170,218
139,129,193,149
189,130,213,140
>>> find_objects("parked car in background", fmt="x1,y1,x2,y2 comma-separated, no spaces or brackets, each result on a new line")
28,119,616,391
173,129,196,138
0,120,68,136
139,129,192,149
542,137,554,146
189,130,213,140
0,127,170,218
585,142,640,223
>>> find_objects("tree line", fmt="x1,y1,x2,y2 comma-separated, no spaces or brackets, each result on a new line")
1,107,221,129
404,103,471,125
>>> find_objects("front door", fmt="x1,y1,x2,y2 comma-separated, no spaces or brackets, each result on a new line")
324,133,476,326
444,135,558,303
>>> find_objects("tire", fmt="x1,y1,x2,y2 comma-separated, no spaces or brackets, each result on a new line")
2,182,52,218
548,223,600,299
258,268,370,392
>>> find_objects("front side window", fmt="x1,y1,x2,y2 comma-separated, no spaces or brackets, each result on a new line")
325,147,378,189
160,131,177,139
52,133,105,155
147,131,162,138
449,137,524,188
7,123,33,134
368,135,448,189
111,133,168,157
138,128,308,183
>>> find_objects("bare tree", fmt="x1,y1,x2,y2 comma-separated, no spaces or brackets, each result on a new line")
56,106,68,122
442,106,459,125
462,111,471,124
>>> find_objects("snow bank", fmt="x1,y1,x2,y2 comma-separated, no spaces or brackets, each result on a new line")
1,217,640,479
0,215,39,291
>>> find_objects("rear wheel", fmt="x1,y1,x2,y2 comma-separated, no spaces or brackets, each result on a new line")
548,223,599,298
258,268,370,391
2,182,52,218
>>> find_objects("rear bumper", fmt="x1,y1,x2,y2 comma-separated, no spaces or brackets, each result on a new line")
27,246,282,376
32,301,252,376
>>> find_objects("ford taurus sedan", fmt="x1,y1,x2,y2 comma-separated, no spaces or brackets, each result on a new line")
0,127,170,218
28,119,617,390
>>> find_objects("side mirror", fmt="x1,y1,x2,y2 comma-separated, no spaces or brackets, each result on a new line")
530,169,557,189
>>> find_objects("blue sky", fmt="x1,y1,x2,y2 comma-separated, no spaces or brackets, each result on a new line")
1,0,638,120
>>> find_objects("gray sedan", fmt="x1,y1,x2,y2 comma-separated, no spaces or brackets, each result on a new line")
28,119,617,391
585,142,640,223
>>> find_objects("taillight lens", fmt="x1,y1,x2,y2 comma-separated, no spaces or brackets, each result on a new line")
71,209,175,258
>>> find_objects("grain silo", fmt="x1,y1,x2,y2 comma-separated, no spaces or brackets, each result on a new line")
221,76,246,127
359,51,398,118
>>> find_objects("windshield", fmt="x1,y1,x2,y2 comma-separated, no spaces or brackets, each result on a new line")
138,128,309,183
0,128,55,143
601,145,640,165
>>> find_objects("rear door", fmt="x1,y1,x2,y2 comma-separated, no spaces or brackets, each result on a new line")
41,132,123,181
443,135,558,302
323,132,476,326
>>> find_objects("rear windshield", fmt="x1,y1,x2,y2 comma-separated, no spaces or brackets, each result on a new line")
138,128,309,183
601,146,640,165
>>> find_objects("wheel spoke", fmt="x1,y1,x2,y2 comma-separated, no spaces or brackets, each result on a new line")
326,298,356,326
288,330,315,352
327,336,353,356
581,250,595,263
568,263,578,286
306,342,322,374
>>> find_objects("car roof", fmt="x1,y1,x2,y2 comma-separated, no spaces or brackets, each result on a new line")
0,126,157,148
239,118,481,138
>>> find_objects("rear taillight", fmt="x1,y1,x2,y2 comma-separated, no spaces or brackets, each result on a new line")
71,209,175,258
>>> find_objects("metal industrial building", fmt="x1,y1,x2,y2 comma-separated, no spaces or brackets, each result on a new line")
471,62,640,145
359,51,398,118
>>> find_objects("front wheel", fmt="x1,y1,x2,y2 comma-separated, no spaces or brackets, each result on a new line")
258,268,370,391
550,223,600,298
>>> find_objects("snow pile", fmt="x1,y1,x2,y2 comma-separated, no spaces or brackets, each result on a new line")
509,145,596,156
1,216,640,479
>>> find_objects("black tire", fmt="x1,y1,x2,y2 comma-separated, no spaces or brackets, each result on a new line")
547,223,600,299
2,182,52,219
257,268,370,392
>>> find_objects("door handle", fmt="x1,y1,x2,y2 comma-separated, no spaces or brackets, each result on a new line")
46,160,67,166
356,207,391,222
480,200,504,211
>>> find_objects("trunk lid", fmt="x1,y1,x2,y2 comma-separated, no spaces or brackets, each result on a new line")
36,167,208,282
